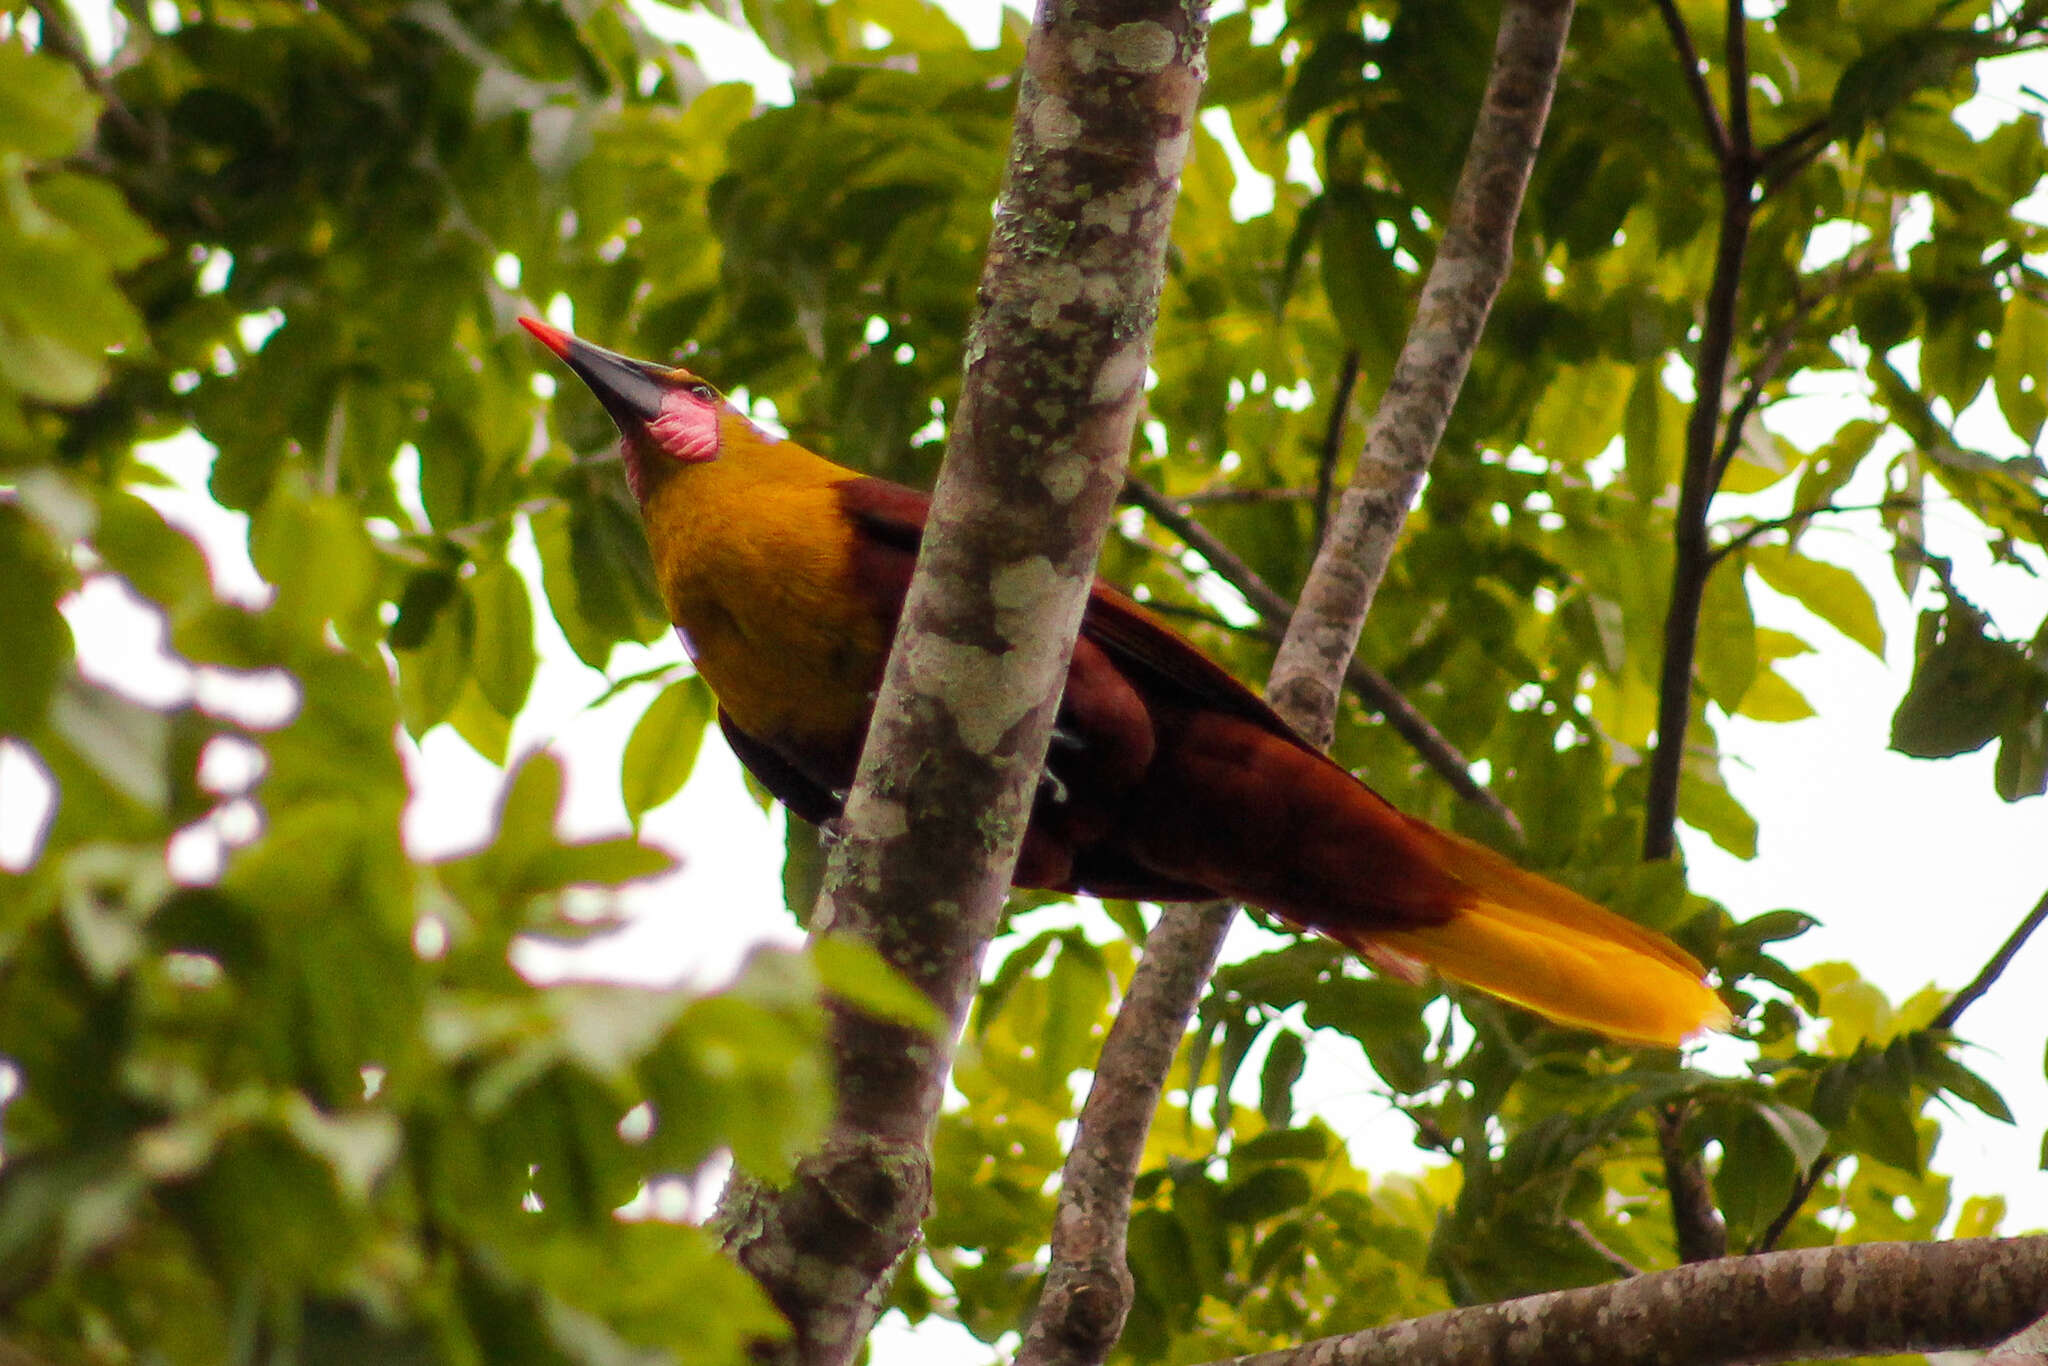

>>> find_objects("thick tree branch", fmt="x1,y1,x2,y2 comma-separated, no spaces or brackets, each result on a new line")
1016,5,1572,1363
1122,478,1523,837
715,4,1208,1360
1933,883,2048,1031
1198,1236,2048,1366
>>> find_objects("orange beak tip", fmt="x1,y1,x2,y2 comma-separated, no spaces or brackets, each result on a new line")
518,316,572,358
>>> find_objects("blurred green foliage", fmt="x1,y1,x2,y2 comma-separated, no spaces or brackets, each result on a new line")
2,0,2047,1359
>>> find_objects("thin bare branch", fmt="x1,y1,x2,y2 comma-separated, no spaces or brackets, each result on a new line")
1565,1218,1644,1279
1017,5,1572,1362
1705,497,1927,568
1723,0,1753,162
1123,478,1524,837
1197,1236,2048,1366
1653,0,1730,161
1154,485,1317,505
1657,1103,1727,1263
1934,883,2048,1031
1748,1152,1835,1255
1315,351,1362,548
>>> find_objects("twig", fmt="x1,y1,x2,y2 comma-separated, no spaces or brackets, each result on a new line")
1565,1218,1644,1278
1705,497,1927,568
1014,901,1236,1366
1315,351,1362,548
1653,0,1730,161
1016,5,1573,1363
1641,0,1758,864
1124,478,1524,838
1196,1236,2048,1366
1933,884,2048,1031
1156,485,1316,505
1722,0,1752,169
1749,1152,1835,1255
1656,1102,1727,1263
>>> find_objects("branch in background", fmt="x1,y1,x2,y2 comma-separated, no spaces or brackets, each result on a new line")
1749,1152,1835,1255
1016,5,1573,1362
1641,0,1760,1272
1197,1237,2048,1366
1163,485,1317,505
1656,1102,1727,1263
1652,0,1730,162
1314,350,1362,548
1641,0,1756,863
1705,497,1928,568
1014,901,1236,1366
1565,1218,1644,1279
1123,478,1524,838
715,3,1208,1359
1933,884,2048,1030
1265,0,1571,738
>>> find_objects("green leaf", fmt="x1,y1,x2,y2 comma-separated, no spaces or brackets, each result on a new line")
1747,544,1885,658
1917,1048,2014,1124
1694,564,1757,713
1995,711,2048,802
1217,1166,1313,1224
470,557,538,719
1258,1030,1306,1129
0,504,73,733
1993,292,2048,447
1891,598,2044,759
621,676,715,821
810,935,941,1032
0,45,98,157
1232,1127,1331,1166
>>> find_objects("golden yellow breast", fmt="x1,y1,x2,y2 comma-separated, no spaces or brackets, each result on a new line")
636,426,888,748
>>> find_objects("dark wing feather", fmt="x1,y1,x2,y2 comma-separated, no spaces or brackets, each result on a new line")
1078,584,1317,756
718,709,844,827
839,471,1310,756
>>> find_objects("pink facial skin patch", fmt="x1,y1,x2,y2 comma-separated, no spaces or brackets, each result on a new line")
650,389,721,463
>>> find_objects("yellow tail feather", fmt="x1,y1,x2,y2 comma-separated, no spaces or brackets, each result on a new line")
1360,825,1732,1047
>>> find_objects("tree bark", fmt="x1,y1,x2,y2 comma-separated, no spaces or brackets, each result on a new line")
712,2,1209,1362
1016,3,1574,1363
1196,1236,2048,1366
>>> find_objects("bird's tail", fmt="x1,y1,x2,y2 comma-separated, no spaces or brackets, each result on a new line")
1327,824,1731,1047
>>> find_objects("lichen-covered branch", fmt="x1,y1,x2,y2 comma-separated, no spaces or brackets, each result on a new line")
1014,900,1236,1366
1197,1236,2048,1366
1265,0,1573,737
715,3,1208,1360
1015,5,1573,1363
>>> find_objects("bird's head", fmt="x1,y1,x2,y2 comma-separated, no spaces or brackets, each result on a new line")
519,317,732,502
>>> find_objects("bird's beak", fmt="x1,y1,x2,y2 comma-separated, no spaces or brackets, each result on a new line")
519,317,669,435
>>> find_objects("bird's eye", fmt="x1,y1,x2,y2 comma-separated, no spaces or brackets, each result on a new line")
686,381,717,403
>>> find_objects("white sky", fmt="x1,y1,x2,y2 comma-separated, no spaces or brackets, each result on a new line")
4,2,2046,1357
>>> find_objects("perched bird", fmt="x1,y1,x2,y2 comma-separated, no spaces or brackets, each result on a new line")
521,317,1729,1046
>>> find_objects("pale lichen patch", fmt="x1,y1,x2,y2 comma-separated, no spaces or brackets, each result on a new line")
1091,340,1150,406
1030,92,1083,150
1103,20,1175,72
